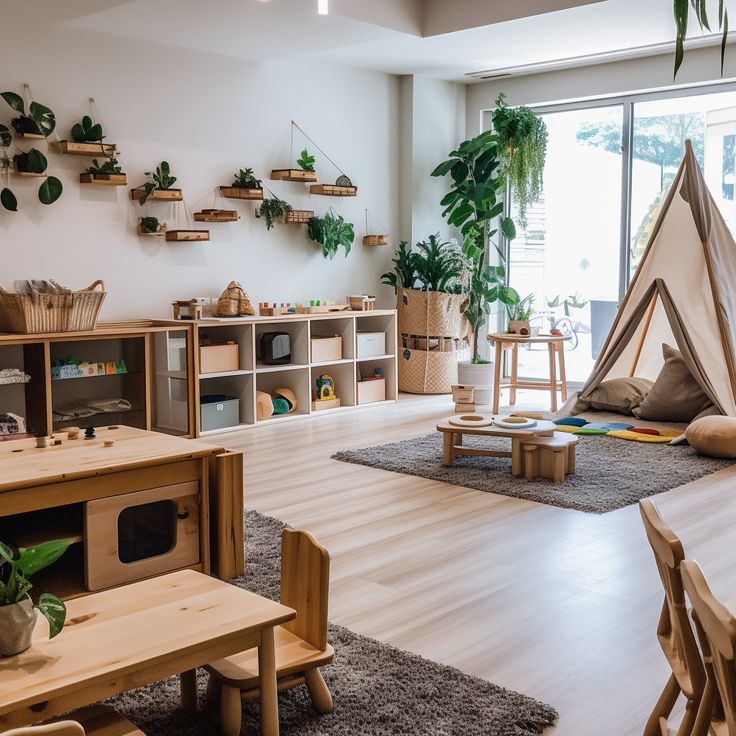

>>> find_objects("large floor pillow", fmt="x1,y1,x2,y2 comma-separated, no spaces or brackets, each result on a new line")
577,377,653,415
686,415,736,458
634,344,714,423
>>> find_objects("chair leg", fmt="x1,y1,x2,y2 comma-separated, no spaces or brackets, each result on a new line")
180,669,198,710
305,667,334,714
206,674,222,709
644,674,681,736
675,697,700,736
509,343,518,405
220,684,243,736
552,450,564,483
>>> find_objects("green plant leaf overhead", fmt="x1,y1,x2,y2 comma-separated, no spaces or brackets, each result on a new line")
29,101,56,137
673,0,729,78
26,148,48,174
38,176,63,205
297,148,316,172
1,92,24,114
36,593,66,638
0,124,10,148
14,539,70,578
1,188,18,212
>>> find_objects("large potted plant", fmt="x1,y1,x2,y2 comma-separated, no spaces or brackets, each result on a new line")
0,539,69,656
431,130,517,398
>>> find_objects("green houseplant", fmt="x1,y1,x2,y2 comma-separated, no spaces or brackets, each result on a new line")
138,161,178,205
10,148,63,206
232,167,262,189
491,93,548,228
138,215,165,234
1,91,56,138
380,240,417,292
255,196,292,230
85,157,123,176
297,148,316,172
0,539,69,656
306,210,354,259
71,115,104,143
673,1,729,78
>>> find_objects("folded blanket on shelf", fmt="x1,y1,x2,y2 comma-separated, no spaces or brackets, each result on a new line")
53,398,132,421
0,368,31,385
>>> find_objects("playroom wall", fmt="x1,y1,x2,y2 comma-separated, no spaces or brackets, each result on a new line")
0,25,402,320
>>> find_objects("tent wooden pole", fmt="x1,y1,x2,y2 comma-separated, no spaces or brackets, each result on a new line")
629,293,658,377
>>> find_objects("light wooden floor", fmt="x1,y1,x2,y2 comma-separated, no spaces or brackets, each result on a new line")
216,393,736,736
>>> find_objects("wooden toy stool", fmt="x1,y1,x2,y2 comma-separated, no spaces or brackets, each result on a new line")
522,432,578,482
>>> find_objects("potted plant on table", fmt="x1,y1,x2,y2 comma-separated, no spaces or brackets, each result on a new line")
0,539,69,656
506,292,534,335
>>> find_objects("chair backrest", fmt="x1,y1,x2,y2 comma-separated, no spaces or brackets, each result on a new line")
280,528,330,651
681,559,736,732
639,499,706,698
2,722,85,736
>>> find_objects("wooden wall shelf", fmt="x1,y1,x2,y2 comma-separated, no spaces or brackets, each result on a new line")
15,132,45,140
285,209,314,224
194,209,239,223
137,226,166,237
165,230,210,242
363,235,388,246
271,169,317,183
80,173,127,186
13,170,46,177
309,184,357,197
219,186,264,200
59,141,118,157
130,187,183,202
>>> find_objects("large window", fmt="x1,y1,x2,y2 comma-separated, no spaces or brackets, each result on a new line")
502,85,736,384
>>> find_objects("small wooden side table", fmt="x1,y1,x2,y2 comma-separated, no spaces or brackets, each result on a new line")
488,333,571,414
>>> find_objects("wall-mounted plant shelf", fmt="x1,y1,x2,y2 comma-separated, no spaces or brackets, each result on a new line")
137,226,166,237
130,187,183,202
80,173,127,186
309,184,357,197
194,209,239,223
13,170,46,178
363,235,388,246
285,209,314,224
15,132,45,140
271,169,317,183
219,186,264,200
59,141,117,157
165,230,210,242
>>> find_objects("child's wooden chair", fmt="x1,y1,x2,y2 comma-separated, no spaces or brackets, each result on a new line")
206,529,334,736
681,560,734,736
639,499,706,736
2,706,144,736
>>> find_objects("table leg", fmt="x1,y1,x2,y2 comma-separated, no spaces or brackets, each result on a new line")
259,627,280,736
547,343,558,413
493,340,503,414
510,343,518,406
557,342,568,401
180,669,198,710
455,431,463,447
443,431,454,466
511,438,522,477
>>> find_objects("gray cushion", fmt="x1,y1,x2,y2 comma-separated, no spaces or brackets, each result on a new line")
579,377,653,415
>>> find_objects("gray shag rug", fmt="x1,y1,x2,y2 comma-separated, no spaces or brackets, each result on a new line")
106,510,558,735
332,433,733,513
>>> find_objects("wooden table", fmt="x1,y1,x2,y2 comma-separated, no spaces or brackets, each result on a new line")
436,418,557,474
488,333,571,413
0,570,295,736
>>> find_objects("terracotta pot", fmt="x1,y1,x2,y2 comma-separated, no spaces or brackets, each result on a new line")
0,597,37,656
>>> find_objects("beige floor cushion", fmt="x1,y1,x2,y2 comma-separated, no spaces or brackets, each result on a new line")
577,377,653,415
686,415,736,458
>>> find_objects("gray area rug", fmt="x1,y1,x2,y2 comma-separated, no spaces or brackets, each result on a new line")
333,433,733,513
106,510,558,735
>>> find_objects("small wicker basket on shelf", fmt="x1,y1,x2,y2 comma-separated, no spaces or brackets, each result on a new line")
0,280,107,334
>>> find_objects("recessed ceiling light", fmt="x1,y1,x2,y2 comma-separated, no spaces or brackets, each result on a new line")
318,0,328,15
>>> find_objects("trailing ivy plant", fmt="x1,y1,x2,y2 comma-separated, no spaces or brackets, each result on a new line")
232,167,261,188
71,115,104,143
138,160,177,205
491,93,547,228
306,210,354,259
673,1,729,78
255,196,291,230
297,148,316,172
1,92,55,138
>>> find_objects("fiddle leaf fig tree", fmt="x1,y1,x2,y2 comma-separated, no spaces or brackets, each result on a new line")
432,130,517,362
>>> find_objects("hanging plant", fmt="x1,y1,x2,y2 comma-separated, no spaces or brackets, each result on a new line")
673,1,729,78
306,209,354,259
0,90,56,138
491,93,547,228
255,196,291,230
71,114,104,143
10,148,63,205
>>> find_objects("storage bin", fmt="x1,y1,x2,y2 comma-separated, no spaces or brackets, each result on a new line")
311,335,342,363
357,331,386,358
200,394,239,431
199,343,239,374
357,377,386,405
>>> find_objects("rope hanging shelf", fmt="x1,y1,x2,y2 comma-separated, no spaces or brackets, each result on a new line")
363,208,389,246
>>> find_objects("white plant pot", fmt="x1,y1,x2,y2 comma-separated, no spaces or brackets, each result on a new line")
0,596,37,656
457,361,494,408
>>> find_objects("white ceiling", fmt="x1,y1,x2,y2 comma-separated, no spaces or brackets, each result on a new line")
19,0,704,82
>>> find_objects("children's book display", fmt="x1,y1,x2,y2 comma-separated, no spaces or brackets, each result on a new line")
51,357,127,380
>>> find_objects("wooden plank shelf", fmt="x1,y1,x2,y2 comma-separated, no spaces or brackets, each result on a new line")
59,141,118,157
137,226,167,237
296,304,349,314
271,169,317,183
80,173,127,186
15,132,45,140
13,170,46,177
363,235,388,246
193,209,239,223
165,230,210,242
130,187,183,202
284,209,314,224
219,186,264,200
309,184,357,197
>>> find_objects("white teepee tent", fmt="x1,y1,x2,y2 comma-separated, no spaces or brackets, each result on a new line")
577,140,736,416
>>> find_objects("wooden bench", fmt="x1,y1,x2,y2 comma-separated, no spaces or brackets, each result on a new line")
521,432,578,482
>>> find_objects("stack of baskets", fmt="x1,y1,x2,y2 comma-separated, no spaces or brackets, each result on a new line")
398,287,471,394
0,280,107,334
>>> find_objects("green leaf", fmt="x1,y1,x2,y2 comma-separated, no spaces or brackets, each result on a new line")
1,92,24,114
26,148,48,174
71,123,86,142
82,115,93,130
36,593,66,638
86,123,103,142
722,8,729,75
431,160,455,177
0,124,10,148
1,188,17,212
501,216,516,240
29,102,56,137
674,0,689,79
38,176,63,205
15,539,70,577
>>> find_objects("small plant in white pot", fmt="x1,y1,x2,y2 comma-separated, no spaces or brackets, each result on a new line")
0,539,70,656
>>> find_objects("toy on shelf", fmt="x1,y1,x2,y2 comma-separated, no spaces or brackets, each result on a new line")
256,390,274,421
215,281,255,317
312,373,340,412
295,300,349,314
271,387,297,415
347,294,376,311
0,368,30,385
259,302,295,317
172,299,205,320
451,384,477,413
51,357,127,380
360,366,384,381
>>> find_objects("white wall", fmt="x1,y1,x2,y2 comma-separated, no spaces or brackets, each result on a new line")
0,25,401,320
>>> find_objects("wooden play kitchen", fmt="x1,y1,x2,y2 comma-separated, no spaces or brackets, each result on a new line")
0,570,294,736
436,416,577,482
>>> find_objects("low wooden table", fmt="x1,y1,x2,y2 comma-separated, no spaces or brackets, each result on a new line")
0,570,295,736
436,418,557,475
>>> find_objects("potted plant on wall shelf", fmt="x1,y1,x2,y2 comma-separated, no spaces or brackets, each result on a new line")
0,125,17,212
137,215,166,236
0,538,69,656
220,167,264,200
131,161,183,204
80,157,126,186
255,196,292,230
271,148,318,183
1,89,56,139
59,115,117,157
9,148,63,205
306,210,355,259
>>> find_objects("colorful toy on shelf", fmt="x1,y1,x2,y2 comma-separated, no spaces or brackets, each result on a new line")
360,366,384,381
312,373,340,412
347,294,376,311
259,302,295,317
295,301,349,314
271,387,297,415
51,357,127,380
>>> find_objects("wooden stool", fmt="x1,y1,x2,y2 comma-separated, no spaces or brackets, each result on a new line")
521,433,577,482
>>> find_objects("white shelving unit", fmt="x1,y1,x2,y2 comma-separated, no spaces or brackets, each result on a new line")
187,310,397,437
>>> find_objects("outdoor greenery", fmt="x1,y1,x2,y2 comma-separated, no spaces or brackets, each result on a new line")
255,196,292,230
491,93,548,228
306,210,355,259
138,161,177,205
431,129,517,362
232,167,261,188
297,148,316,172
0,539,69,638
673,0,729,78
71,115,104,143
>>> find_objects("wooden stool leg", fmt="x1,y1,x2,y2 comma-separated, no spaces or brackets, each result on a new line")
492,340,502,414
259,627,280,736
180,669,198,710
552,450,564,483
220,684,243,736
206,674,222,709
567,445,576,475
509,343,518,405
443,431,454,466
547,343,558,413
455,431,463,446
511,437,523,476
305,667,334,714
557,342,568,401
523,446,535,480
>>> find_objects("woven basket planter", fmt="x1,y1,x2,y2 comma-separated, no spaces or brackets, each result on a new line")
399,345,471,394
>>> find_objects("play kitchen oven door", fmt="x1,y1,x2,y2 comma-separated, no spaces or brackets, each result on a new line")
84,481,201,591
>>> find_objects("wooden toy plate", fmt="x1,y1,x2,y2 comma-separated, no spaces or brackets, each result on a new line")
448,414,494,428
494,416,537,429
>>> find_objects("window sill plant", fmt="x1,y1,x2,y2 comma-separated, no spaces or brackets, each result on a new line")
0,539,69,656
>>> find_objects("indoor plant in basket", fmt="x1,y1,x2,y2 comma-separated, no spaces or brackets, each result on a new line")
0,538,69,656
